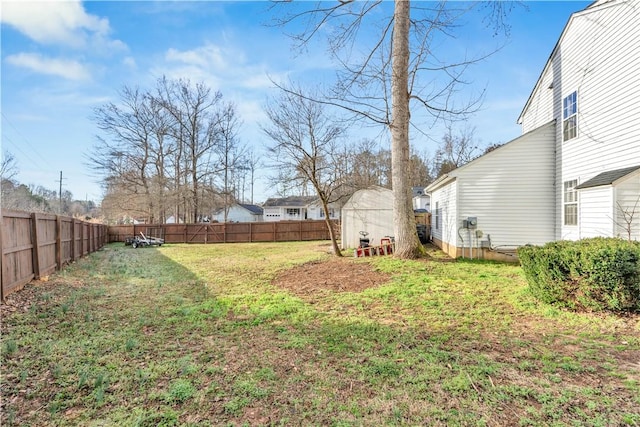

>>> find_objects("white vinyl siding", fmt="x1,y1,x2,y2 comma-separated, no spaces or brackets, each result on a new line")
213,205,262,223
528,1,640,240
340,187,394,249
455,122,556,248
579,187,613,238
427,122,556,251
519,67,555,133
615,173,640,241
429,182,457,247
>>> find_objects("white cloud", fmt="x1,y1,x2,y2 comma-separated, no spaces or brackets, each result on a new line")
1,1,117,49
162,43,281,92
165,44,232,73
123,56,137,70
6,53,91,81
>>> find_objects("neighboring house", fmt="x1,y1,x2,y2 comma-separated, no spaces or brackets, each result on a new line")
263,196,342,222
428,0,640,259
428,122,556,259
213,203,263,223
412,186,430,211
341,186,394,250
306,199,341,221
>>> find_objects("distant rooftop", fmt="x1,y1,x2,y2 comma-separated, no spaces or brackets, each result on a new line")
239,204,263,215
262,196,317,207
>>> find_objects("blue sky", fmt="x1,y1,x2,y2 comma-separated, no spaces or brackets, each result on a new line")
1,1,590,204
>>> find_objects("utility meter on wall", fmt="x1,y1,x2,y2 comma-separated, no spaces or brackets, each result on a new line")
467,217,477,229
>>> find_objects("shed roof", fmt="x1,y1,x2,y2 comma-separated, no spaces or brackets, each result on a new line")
576,165,640,189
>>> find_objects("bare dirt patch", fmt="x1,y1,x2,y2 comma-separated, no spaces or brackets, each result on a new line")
273,257,391,296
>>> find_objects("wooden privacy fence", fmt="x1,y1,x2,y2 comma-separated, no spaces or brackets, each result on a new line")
108,220,338,244
1,210,108,300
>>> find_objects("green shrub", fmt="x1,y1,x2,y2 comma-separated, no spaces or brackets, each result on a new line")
518,238,640,311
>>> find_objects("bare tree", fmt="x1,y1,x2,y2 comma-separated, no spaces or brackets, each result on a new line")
271,1,514,258
262,86,346,256
156,77,225,223
211,102,246,222
1,150,19,205
242,148,263,204
92,86,163,222
91,77,242,224
433,125,482,178
1,150,18,181
615,195,640,241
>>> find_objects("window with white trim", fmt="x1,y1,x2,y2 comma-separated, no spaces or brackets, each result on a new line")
320,208,335,218
434,202,440,230
563,180,578,226
286,208,300,216
562,91,577,141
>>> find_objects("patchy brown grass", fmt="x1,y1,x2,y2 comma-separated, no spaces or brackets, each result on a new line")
1,242,639,426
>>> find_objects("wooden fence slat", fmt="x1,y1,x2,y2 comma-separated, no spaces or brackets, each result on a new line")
30,213,41,280
2,210,108,300
105,220,337,244
56,215,62,270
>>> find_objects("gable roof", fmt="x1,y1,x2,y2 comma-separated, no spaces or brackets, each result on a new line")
426,121,555,192
239,204,263,215
517,0,619,124
576,165,640,189
262,196,317,208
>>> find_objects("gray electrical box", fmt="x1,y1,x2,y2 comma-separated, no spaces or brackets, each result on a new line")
467,217,477,229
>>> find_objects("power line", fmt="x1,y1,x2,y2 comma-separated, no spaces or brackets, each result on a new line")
1,112,50,167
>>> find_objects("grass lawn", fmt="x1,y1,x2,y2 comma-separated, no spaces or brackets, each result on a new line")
1,241,639,426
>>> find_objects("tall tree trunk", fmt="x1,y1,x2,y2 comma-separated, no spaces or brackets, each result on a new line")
391,0,421,258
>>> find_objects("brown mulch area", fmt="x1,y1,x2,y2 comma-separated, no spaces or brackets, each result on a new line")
272,257,391,296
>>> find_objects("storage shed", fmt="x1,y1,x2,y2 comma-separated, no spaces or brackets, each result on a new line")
341,186,394,250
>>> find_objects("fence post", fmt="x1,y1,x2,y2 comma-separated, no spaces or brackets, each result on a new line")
56,215,62,270
90,225,94,253
30,213,41,279
70,218,76,261
80,221,84,257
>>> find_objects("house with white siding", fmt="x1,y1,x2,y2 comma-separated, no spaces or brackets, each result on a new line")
262,196,342,222
213,203,263,223
428,0,640,259
428,122,556,259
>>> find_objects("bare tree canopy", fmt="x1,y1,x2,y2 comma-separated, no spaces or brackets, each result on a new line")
1,150,18,182
433,125,483,178
90,76,244,224
262,85,346,255
270,0,517,258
